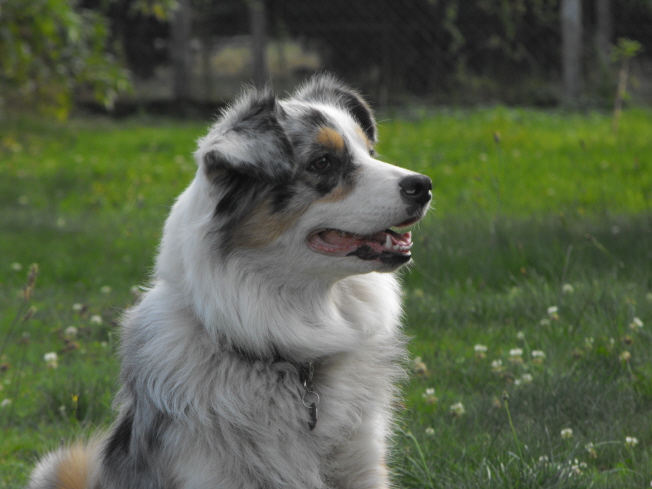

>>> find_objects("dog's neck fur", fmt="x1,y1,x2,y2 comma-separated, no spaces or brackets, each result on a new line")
167,257,400,363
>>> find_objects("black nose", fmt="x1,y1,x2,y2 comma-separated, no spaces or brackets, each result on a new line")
399,174,432,206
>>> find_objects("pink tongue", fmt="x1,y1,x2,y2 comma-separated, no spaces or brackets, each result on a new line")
321,230,362,246
320,229,412,248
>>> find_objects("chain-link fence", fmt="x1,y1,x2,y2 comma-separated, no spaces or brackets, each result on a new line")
129,0,652,107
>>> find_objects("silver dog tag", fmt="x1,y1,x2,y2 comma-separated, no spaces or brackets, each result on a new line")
302,390,320,431
308,402,318,430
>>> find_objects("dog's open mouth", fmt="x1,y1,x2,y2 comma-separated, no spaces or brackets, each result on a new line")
307,228,414,265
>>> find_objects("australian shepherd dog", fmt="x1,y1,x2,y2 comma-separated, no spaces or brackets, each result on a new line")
28,75,432,489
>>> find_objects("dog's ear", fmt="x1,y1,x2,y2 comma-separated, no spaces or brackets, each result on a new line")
294,74,377,145
196,87,294,182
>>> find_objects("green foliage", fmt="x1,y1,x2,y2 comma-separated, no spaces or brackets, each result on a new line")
1,109,651,488
0,0,131,119
612,38,644,63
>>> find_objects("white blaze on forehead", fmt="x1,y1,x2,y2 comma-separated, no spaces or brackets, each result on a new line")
295,102,374,156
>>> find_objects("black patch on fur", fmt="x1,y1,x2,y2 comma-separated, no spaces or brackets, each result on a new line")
146,410,170,452
104,408,134,464
269,184,297,213
214,171,263,217
307,150,358,198
300,107,329,129
101,403,174,489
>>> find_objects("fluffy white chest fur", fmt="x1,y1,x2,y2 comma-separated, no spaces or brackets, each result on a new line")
28,75,431,489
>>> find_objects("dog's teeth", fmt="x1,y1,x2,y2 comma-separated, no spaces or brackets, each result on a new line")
384,235,393,249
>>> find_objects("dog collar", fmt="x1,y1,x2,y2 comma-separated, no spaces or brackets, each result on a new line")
231,347,319,430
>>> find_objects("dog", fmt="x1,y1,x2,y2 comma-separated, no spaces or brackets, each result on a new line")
28,75,432,489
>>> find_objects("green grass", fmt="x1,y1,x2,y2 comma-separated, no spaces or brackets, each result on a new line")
1,108,651,488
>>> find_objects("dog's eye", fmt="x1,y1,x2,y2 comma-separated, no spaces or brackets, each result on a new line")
309,155,333,172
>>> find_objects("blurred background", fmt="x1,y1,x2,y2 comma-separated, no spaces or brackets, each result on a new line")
2,0,651,118
2,4,652,487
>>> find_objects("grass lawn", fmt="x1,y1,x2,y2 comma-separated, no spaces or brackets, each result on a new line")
1,107,651,488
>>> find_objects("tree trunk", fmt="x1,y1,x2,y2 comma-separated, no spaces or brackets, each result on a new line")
250,0,268,89
171,0,192,103
596,0,612,69
561,0,583,105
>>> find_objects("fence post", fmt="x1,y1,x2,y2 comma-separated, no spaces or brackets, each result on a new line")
250,0,268,89
561,0,583,105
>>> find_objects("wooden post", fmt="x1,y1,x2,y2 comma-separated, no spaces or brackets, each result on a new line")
250,0,268,89
561,0,583,105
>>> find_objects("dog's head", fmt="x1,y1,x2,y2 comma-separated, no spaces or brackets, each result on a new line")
190,75,431,278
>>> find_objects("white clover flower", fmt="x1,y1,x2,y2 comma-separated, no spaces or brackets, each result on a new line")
521,373,533,383
585,442,597,458
509,348,523,357
562,283,574,294
449,402,465,416
532,350,546,359
629,317,644,330
625,436,639,448
90,315,103,325
425,427,435,436
422,387,437,404
561,428,573,439
44,352,58,369
474,344,488,353
539,318,551,327
64,326,78,339
491,359,503,372
100,285,112,294
620,351,632,362
547,306,558,315
516,331,525,341
72,303,83,312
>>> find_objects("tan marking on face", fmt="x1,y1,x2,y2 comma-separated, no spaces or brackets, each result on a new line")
53,444,90,489
317,183,352,203
316,127,346,152
234,200,304,249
